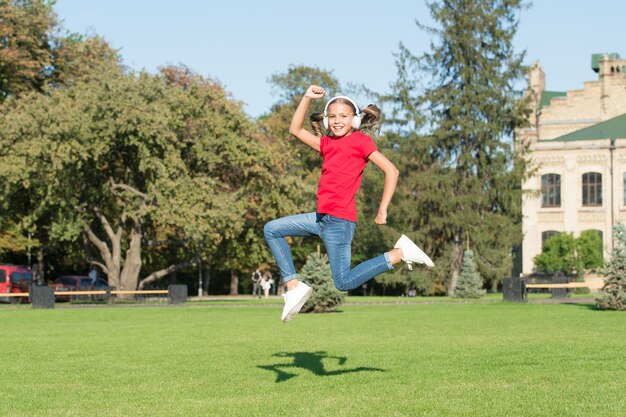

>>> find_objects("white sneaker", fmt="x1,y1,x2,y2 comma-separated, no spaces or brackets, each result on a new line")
394,234,434,270
281,282,313,323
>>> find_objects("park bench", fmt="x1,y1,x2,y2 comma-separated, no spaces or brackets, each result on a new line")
0,285,187,308
503,277,603,302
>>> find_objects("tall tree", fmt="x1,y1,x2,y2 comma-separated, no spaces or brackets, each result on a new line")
0,0,55,99
0,0,119,101
388,0,530,294
0,65,281,294
0,0,119,275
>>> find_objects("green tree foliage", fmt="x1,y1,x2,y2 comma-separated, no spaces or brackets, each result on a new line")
534,231,604,275
357,132,447,295
596,224,626,310
267,65,341,109
299,251,345,313
49,33,120,88
0,219,31,256
0,0,56,99
577,230,604,271
0,0,119,101
534,233,579,275
385,0,530,294
0,0,119,269
0,64,283,293
454,250,485,298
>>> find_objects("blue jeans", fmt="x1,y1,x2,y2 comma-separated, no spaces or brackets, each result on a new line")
263,212,393,291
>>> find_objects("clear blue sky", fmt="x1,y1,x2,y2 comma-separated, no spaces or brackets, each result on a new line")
54,0,626,118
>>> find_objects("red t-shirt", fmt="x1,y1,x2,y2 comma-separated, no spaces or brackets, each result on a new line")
317,131,378,222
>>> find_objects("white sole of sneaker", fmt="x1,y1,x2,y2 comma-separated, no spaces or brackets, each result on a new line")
395,234,434,268
282,286,313,323
410,244,434,268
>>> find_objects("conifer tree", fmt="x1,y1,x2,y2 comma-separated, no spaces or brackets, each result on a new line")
454,250,485,298
299,251,345,313
386,0,530,294
597,224,626,310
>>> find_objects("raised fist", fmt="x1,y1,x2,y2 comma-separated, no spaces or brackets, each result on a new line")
305,85,326,99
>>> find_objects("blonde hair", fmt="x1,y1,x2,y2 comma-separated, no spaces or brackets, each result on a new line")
309,101,381,137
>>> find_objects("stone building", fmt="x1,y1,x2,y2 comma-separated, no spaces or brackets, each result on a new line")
518,53,626,275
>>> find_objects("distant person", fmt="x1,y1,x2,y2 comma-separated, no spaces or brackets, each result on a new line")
89,266,97,285
88,266,98,301
264,86,434,323
263,270,276,295
251,268,262,298
261,274,271,298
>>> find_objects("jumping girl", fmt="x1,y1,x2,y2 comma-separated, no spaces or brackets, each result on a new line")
264,85,433,322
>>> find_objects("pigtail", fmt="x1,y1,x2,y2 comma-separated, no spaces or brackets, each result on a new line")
310,112,325,137
358,104,381,136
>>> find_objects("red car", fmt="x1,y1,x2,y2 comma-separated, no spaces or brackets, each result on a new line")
0,264,33,304
50,275,110,301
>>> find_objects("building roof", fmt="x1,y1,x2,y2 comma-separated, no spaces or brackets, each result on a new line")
538,91,566,111
544,113,626,142
592,52,621,72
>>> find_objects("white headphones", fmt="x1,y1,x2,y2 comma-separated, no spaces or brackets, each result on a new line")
323,96,362,130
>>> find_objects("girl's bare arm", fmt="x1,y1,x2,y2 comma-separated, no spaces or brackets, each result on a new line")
368,151,400,224
288,85,325,152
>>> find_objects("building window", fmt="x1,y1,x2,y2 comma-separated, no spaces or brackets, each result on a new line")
541,230,559,247
582,172,602,206
541,174,561,207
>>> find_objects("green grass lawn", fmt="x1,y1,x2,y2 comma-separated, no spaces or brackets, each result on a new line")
1,301,624,417
184,291,594,307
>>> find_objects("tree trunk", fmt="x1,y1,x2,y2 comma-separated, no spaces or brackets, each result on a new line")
230,269,239,295
36,247,44,285
119,223,142,298
447,228,464,296
138,261,195,290
169,271,177,285
202,261,211,295
83,210,122,291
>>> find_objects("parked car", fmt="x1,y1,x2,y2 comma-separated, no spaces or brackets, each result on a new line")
0,264,32,304
50,275,110,301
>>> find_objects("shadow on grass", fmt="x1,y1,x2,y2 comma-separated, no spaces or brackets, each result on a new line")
558,301,600,311
258,351,385,383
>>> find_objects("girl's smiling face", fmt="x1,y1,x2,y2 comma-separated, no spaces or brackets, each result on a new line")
326,102,356,137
